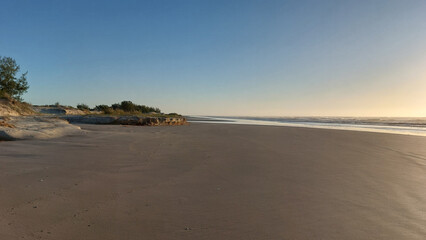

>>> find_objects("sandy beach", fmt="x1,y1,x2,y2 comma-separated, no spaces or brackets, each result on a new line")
0,123,425,240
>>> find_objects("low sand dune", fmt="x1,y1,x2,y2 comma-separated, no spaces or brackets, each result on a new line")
0,116,82,140
0,99,34,117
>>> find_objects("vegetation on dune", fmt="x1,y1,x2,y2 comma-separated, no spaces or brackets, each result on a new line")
94,101,162,115
0,56,29,101
0,57,33,116
35,103,73,108
0,97,34,115
94,104,114,114
112,101,161,114
35,101,181,117
77,103,90,111
0,91,12,101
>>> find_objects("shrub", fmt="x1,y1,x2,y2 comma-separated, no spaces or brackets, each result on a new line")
94,105,113,114
111,103,121,110
103,107,114,114
77,103,90,111
120,101,136,112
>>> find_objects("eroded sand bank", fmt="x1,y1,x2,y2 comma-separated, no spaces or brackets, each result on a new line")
0,123,425,239
0,117,82,141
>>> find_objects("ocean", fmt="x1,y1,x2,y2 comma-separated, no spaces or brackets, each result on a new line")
188,116,426,137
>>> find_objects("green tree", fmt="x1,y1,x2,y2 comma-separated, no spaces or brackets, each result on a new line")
0,56,29,101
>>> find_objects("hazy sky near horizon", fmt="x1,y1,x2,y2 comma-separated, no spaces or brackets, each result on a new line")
1,0,426,116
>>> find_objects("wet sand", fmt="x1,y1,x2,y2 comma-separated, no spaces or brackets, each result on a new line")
0,123,425,239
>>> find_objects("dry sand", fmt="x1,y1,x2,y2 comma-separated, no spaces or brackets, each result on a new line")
0,123,425,239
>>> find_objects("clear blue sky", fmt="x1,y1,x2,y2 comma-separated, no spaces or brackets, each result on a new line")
1,0,426,116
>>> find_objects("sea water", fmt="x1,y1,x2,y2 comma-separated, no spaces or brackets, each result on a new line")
189,116,426,137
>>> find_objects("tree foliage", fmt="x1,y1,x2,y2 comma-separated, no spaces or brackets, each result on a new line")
95,101,161,114
0,56,29,101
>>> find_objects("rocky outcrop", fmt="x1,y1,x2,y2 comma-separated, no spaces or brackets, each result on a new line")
61,115,187,126
0,116,82,141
